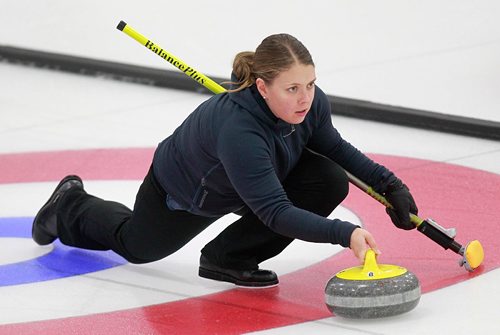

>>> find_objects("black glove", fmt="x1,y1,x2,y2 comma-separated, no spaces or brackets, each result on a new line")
384,178,418,230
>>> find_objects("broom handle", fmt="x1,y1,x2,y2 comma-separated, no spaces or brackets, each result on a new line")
116,21,225,94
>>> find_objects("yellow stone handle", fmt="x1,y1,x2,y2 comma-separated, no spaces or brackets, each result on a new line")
362,249,380,273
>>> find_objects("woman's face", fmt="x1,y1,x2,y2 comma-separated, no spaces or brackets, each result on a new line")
256,63,316,124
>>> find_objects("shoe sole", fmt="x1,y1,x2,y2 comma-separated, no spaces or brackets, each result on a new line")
32,175,83,245
199,267,279,288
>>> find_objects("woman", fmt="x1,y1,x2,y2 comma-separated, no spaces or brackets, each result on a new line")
32,33,418,288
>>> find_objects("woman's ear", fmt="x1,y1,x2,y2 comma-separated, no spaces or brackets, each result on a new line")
255,78,268,99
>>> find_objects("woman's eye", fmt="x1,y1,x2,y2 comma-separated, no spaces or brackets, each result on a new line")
288,87,297,93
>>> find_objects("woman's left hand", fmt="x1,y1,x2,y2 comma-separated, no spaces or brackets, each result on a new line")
384,178,418,230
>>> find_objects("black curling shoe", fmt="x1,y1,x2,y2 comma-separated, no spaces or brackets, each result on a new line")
32,175,83,245
198,255,279,288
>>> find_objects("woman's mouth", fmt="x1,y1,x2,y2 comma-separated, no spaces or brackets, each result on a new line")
295,109,308,115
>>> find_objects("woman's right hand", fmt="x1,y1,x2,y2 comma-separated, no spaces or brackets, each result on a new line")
349,228,381,264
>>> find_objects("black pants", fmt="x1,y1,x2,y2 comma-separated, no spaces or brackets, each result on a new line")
56,149,349,269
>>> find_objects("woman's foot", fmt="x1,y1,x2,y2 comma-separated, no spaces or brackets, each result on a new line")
198,254,279,288
32,175,83,245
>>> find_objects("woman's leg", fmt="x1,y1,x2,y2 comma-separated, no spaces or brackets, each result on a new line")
201,149,349,269
55,167,218,263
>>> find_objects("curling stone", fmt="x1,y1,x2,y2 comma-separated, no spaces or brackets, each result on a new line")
325,250,420,318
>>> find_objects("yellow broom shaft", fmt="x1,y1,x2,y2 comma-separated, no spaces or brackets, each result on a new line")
116,20,226,94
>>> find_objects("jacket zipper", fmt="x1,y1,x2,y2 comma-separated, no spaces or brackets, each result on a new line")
280,125,294,172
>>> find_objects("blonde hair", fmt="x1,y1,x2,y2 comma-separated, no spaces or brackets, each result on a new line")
227,33,314,92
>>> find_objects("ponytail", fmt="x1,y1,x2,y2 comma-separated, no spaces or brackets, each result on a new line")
226,51,256,92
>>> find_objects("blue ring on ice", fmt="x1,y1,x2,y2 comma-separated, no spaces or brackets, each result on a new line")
0,217,126,286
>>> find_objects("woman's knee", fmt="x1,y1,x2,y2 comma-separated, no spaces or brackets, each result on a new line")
321,159,349,203
120,243,180,264
284,151,349,215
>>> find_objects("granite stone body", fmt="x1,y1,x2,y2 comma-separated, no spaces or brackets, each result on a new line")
325,271,420,318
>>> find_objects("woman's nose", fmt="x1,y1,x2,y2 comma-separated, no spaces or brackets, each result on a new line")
299,89,312,104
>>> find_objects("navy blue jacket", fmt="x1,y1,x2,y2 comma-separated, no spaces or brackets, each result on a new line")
153,85,393,247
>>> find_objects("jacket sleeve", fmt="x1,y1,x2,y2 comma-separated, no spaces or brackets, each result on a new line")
216,121,357,247
307,88,396,193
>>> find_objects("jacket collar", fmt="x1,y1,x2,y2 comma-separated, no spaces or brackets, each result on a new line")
229,85,295,134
